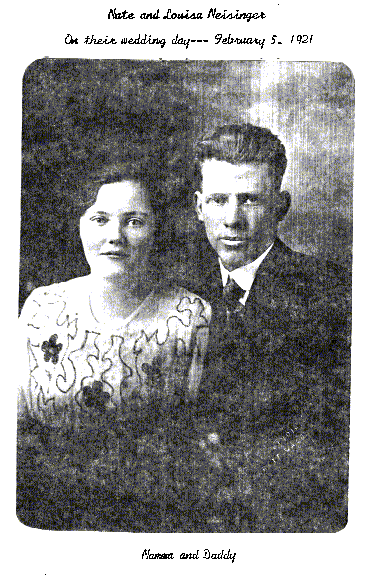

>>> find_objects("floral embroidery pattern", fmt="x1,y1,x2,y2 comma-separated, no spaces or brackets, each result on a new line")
82,381,111,412
41,334,63,364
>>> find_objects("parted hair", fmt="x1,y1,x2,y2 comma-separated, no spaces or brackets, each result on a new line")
70,162,169,220
194,124,287,190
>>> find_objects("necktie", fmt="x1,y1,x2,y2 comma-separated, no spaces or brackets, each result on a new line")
223,276,245,313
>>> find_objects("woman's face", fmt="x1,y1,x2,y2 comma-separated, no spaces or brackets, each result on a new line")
80,180,156,280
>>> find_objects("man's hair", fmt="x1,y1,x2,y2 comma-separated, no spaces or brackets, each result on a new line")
194,123,287,190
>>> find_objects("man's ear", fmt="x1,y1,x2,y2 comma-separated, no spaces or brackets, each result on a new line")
194,191,204,222
276,191,291,222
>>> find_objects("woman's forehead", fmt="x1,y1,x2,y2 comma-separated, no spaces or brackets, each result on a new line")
91,181,153,213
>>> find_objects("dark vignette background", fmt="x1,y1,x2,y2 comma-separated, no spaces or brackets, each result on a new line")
20,59,353,309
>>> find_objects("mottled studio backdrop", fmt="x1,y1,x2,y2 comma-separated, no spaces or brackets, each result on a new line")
20,60,354,309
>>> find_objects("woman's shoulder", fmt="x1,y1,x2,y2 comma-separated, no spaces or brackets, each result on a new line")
175,284,211,308
153,281,212,318
20,277,87,319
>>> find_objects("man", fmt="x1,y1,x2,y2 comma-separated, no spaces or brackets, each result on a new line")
174,124,351,531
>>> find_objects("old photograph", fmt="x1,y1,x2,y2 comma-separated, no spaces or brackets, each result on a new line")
17,59,352,532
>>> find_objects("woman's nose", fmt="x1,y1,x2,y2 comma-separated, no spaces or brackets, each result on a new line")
108,220,126,244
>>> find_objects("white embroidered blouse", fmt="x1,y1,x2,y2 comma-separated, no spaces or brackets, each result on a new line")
18,276,211,426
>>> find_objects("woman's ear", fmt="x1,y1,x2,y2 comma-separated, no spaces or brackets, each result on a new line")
194,191,204,222
276,191,291,222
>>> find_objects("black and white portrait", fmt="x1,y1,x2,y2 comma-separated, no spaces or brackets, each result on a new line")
17,60,352,533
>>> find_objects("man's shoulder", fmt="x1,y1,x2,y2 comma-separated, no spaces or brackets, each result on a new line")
260,238,350,290
168,236,350,305
251,239,351,323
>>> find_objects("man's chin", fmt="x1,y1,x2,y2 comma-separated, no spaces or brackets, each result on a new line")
219,252,250,272
217,241,269,270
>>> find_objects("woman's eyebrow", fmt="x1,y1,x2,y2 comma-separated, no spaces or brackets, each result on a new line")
93,210,149,216
122,211,149,217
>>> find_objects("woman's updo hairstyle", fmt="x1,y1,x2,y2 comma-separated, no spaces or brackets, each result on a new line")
73,161,167,220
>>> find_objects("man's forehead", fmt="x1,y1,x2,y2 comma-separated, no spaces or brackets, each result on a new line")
201,159,271,181
200,159,273,194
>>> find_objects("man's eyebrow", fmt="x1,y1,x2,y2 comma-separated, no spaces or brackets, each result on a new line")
204,193,229,199
203,192,261,200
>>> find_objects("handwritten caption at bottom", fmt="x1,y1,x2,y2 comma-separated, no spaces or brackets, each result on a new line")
142,548,236,563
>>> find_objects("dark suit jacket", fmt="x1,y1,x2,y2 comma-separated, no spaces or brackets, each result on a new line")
174,237,351,446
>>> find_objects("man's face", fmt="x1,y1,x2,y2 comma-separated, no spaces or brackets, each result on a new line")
195,160,285,271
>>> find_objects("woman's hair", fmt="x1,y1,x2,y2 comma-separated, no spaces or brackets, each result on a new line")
62,159,177,261
72,161,169,219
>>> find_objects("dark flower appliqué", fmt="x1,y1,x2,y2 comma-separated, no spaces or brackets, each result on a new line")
82,381,111,412
41,334,63,364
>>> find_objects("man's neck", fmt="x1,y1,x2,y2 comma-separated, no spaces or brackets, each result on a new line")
220,242,274,275
219,242,274,291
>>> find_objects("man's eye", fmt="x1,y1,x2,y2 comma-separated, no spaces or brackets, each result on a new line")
242,196,260,204
208,196,228,206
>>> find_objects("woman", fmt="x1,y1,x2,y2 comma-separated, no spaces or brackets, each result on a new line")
17,162,215,529
18,163,211,426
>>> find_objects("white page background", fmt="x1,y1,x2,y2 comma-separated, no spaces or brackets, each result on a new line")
2,1,372,575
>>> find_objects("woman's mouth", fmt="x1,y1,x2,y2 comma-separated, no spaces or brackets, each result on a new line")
101,251,128,258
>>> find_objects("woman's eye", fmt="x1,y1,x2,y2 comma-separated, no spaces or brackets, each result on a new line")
127,218,144,227
90,216,108,224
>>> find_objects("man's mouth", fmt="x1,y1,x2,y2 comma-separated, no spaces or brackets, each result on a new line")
220,237,248,246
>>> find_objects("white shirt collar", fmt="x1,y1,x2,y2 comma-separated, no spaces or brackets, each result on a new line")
219,242,274,291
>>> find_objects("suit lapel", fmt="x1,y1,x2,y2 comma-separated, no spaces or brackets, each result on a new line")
192,242,223,305
250,238,293,293
173,236,295,335
201,238,291,297
230,238,293,331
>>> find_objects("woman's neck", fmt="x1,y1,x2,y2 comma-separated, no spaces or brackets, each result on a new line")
87,269,156,322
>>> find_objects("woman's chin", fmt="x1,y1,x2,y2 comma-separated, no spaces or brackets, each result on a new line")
90,262,149,283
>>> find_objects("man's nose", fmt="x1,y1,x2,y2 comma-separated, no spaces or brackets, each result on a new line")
224,198,243,227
